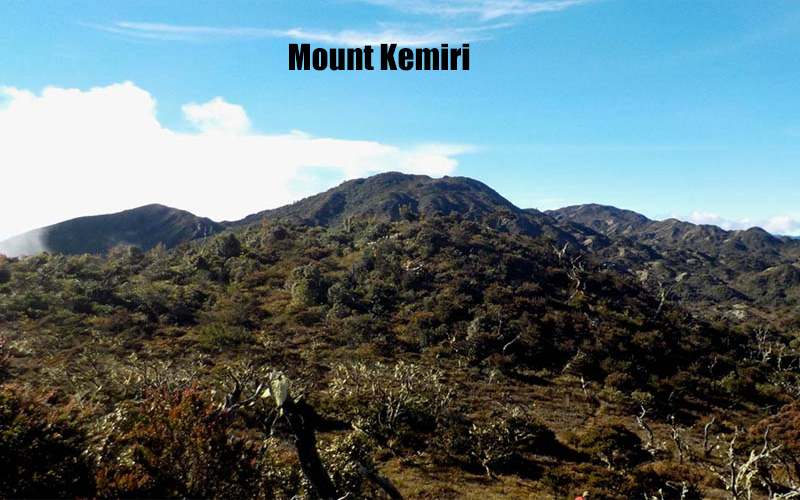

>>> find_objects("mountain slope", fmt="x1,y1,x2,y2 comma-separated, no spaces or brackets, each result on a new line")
0,204,224,256
238,172,516,225
2,174,798,319
1,173,576,256
2,207,799,499
549,203,800,315
234,172,574,241
544,203,650,237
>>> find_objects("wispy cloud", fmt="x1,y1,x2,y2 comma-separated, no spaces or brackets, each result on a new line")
90,0,590,46
93,21,506,46
681,211,800,236
90,22,285,42
356,0,592,21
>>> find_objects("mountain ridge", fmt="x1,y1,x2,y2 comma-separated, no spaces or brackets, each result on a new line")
1,173,797,268
1,173,574,256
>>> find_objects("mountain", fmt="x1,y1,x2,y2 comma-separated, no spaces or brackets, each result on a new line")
233,172,573,241
3,175,800,499
1,173,575,256
548,204,783,255
548,203,800,315
2,174,799,318
543,203,650,237
237,172,514,225
0,204,224,256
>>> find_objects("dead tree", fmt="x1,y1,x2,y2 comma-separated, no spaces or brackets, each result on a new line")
280,395,341,500
703,417,716,458
770,488,800,499
669,415,689,464
553,242,569,262
561,348,585,375
654,280,674,319
636,406,656,454
712,429,781,500
566,255,586,301
223,371,403,500
754,327,774,364
219,372,340,500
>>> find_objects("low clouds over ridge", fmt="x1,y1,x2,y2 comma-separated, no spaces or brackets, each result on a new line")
683,211,800,236
0,82,471,241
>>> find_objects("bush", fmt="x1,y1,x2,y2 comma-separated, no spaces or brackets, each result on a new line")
321,431,384,499
0,336,10,383
328,361,455,452
578,423,651,471
747,401,800,489
0,388,93,498
468,405,557,477
632,462,705,500
289,262,330,306
540,467,575,500
196,322,252,348
95,387,258,499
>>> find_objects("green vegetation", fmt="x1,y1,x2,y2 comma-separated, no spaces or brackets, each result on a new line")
1,174,799,498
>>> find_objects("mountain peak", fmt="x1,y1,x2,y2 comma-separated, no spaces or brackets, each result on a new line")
546,203,651,236
237,172,524,227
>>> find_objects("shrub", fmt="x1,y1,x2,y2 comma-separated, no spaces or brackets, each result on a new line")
95,387,258,499
468,405,557,477
289,262,330,306
0,336,10,383
328,361,455,452
321,431,384,499
540,467,575,500
578,423,651,471
195,322,252,348
747,401,800,489
0,388,93,498
632,462,705,500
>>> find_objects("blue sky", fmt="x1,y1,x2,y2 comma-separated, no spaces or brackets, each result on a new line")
1,0,800,239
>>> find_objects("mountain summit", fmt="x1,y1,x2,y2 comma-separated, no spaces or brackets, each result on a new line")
1,174,797,305
236,172,520,226
1,173,573,256
234,172,570,241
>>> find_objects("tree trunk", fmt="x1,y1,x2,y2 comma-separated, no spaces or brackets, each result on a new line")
281,396,341,500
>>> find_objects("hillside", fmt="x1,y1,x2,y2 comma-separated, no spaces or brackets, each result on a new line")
234,172,573,242
0,174,575,256
2,173,799,325
1,194,800,498
237,172,518,225
548,204,800,322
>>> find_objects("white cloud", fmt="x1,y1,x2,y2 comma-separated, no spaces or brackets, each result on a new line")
358,0,592,21
682,211,734,229
682,211,800,236
182,97,251,135
0,82,471,244
95,21,503,47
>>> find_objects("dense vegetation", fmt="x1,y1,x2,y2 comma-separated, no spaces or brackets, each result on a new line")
1,174,799,499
